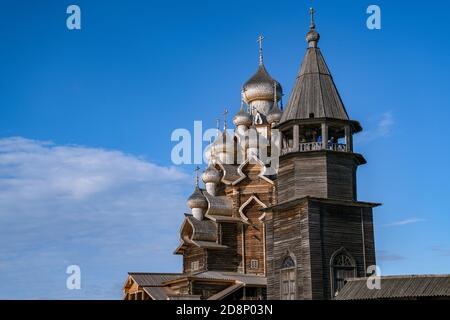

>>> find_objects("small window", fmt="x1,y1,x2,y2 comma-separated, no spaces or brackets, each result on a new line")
330,250,356,297
282,256,295,268
250,259,259,269
309,113,315,118
191,261,199,271
281,256,296,300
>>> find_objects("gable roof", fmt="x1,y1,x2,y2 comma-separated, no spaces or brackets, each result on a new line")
127,273,182,287
162,271,267,287
335,275,450,300
126,273,203,300
142,286,174,300
195,271,267,286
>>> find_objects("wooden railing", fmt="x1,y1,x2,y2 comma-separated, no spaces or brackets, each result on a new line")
299,142,323,151
281,142,348,155
327,143,347,152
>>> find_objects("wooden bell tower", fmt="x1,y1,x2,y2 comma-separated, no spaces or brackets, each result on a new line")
264,8,380,300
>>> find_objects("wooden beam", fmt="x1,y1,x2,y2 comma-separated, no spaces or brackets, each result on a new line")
293,125,299,152
345,125,353,152
321,122,328,150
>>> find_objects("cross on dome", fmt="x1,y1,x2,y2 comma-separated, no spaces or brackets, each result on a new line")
257,34,265,65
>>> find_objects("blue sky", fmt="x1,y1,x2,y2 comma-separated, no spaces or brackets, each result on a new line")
0,0,449,299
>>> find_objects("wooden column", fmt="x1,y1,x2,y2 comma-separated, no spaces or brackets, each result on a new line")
278,130,283,154
241,224,246,273
321,122,328,150
293,125,299,152
345,125,353,152
263,222,266,276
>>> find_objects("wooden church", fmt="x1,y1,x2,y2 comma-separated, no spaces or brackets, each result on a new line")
123,8,450,301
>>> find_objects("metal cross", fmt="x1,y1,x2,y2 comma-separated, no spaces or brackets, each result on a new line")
194,166,200,187
257,34,264,65
257,34,264,50
309,7,316,29
223,108,228,130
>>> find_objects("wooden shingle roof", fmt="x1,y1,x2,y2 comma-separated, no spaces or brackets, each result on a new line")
161,271,267,287
335,275,450,300
127,273,182,287
280,46,349,123
185,214,217,242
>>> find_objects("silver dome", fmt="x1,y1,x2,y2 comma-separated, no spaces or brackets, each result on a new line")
202,163,221,184
187,187,208,209
267,105,283,124
306,29,320,47
243,65,282,104
233,102,252,127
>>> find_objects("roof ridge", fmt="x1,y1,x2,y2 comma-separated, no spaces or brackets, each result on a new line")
128,272,182,275
315,48,326,118
346,274,450,281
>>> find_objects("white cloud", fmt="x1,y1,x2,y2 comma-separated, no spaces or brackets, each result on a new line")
385,218,426,227
356,111,394,143
0,137,191,299
377,112,394,137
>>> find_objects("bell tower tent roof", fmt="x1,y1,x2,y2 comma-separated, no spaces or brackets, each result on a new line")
280,8,349,124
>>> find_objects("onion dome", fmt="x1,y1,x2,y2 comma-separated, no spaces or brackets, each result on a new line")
267,81,283,124
243,65,282,104
202,163,221,184
233,100,252,127
187,187,208,209
306,29,320,45
242,34,282,104
267,106,283,124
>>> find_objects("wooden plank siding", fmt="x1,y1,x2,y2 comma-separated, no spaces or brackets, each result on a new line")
326,153,358,201
266,199,376,300
319,203,376,298
266,204,310,299
230,161,274,275
207,223,240,272
183,246,206,274
241,200,265,275
278,151,358,203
